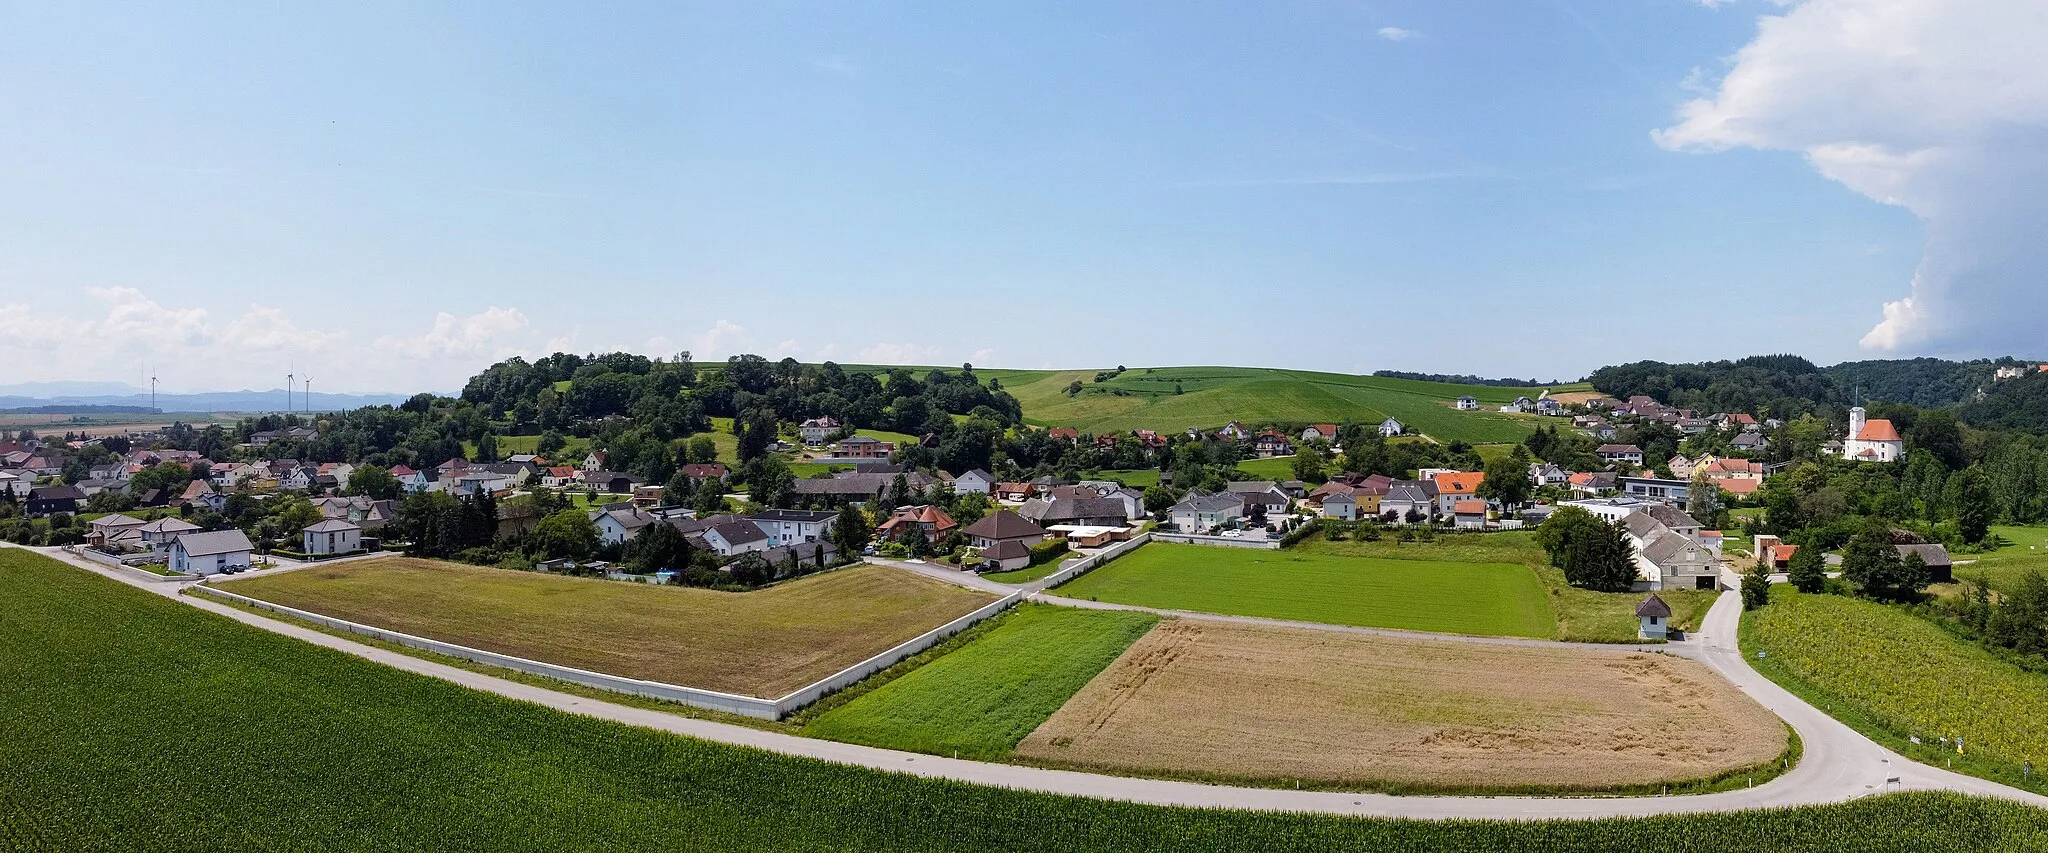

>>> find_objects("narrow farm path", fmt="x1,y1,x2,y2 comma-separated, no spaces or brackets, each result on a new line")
19,543,2048,820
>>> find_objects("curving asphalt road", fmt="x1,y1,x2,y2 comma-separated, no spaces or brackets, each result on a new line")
19,544,2048,820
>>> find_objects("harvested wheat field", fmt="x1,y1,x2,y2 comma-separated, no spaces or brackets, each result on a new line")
1016,620,1786,791
213,557,996,698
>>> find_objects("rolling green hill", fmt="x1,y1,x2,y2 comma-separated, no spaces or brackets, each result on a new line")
992,366,1584,444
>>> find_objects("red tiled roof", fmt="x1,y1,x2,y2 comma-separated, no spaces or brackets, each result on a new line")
1854,418,1901,443
1453,499,1487,515
1432,471,1485,495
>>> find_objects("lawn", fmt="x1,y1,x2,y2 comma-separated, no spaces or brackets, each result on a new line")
803,605,1158,760
1049,541,1556,639
3,549,2044,851
1018,619,1786,793
464,433,592,462
212,557,995,698
1232,456,1297,481
1292,534,1718,643
1949,525,2048,593
1745,585,2048,793
981,560,1075,585
1087,468,1160,489
997,366,1582,445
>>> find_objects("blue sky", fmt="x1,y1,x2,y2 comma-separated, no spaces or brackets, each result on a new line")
1,1,2012,392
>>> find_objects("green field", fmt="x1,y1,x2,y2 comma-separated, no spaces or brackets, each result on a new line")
994,366,1583,445
463,433,593,462
803,605,1158,759
1949,525,2048,593
1088,468,1161,489
1295,534,1718,643
5,549,2048,851
1746,586,2048,793
1050,542,1556,638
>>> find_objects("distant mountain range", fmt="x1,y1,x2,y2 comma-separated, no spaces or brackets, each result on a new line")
0,382,414,413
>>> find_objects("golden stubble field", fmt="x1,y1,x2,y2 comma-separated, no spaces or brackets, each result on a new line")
215,557,997,697
1016,620,1786,790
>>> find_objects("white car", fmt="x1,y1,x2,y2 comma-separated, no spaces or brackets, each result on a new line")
1221,530,1242,538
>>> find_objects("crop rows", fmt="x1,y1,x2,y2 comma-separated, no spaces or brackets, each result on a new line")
1747,587,2048,766
4,548,2048,851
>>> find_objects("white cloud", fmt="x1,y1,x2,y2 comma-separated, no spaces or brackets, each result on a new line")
858,342,943,364
691,320,752,358
1658,0,2048,354
969,348,996,365
1377,27,1417,41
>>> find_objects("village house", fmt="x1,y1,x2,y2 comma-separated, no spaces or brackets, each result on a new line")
680,462,730,482
1596,444,1644,466
951,468,994,495
168,529,254,576
1046,427,1080,443
1452,500,1489,530
1430,471,1485,515
1300,424,1338,443
25,485,84,517
0,470,33,500
1456,395,1479,410
1377,417,1405,437
590,505,656,546
792,471,937,505
701,520,772,556
961,510,1048,571
1568,471,1618,496
1619,475,1692,503
1637,594,1671,640
829,435,895,459
991,481,1036,502
1528,462,1571,487
1320,491,1361,521
875,504,957,542
1169,491,1244,534
138,517,201,550
799,416,842,446
748,509,837,547
1252,431,1293,458
302,519,362,556
1379,481,1438,523
1534,398,1563,416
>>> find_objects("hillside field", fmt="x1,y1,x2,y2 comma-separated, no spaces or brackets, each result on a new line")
5,549,2041,851
997,367,1584,444
212,557,994,698
803,605,1158,759
1745,585,2048,792
1049,542,1556,639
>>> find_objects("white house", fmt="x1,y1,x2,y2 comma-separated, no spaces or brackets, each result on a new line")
1377,418,1404,437
1320,492,1358,521
1455,395,1479,410
799,416,841,446
748,509,836,547
702,520,771,556
168,529,254,576
1596,444,1644,466
1169,492,1244,534
0,470,34,500
1840,407,1903,463
138,517,202,550
582,451,607,473
591,506,654,546
388,465,429,493
302,519,362,556
1637,594,1671,640
951,468,995,495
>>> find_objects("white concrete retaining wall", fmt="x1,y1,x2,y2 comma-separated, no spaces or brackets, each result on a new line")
1040,533,1153,588
193,582,1026,720
1148,532,1280,550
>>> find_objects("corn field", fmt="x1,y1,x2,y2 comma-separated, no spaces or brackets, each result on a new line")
4,549,2047,852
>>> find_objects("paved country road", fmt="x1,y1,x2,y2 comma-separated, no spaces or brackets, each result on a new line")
17,543,2048,821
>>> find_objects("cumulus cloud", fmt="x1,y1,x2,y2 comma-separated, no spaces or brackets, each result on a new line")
1376,27,1418,41
859,342,943,364
1657,0,2048,354
0,290,570,392
691,319,752,358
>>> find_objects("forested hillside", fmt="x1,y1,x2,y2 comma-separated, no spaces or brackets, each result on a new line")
1589,354,2043,430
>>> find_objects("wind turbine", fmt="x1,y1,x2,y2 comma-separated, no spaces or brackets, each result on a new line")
287,362,295,414
304,377,313,414
149,364,157,414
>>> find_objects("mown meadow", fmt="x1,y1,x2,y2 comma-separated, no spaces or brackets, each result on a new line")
6,548,2048,852
803,604,1158,759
